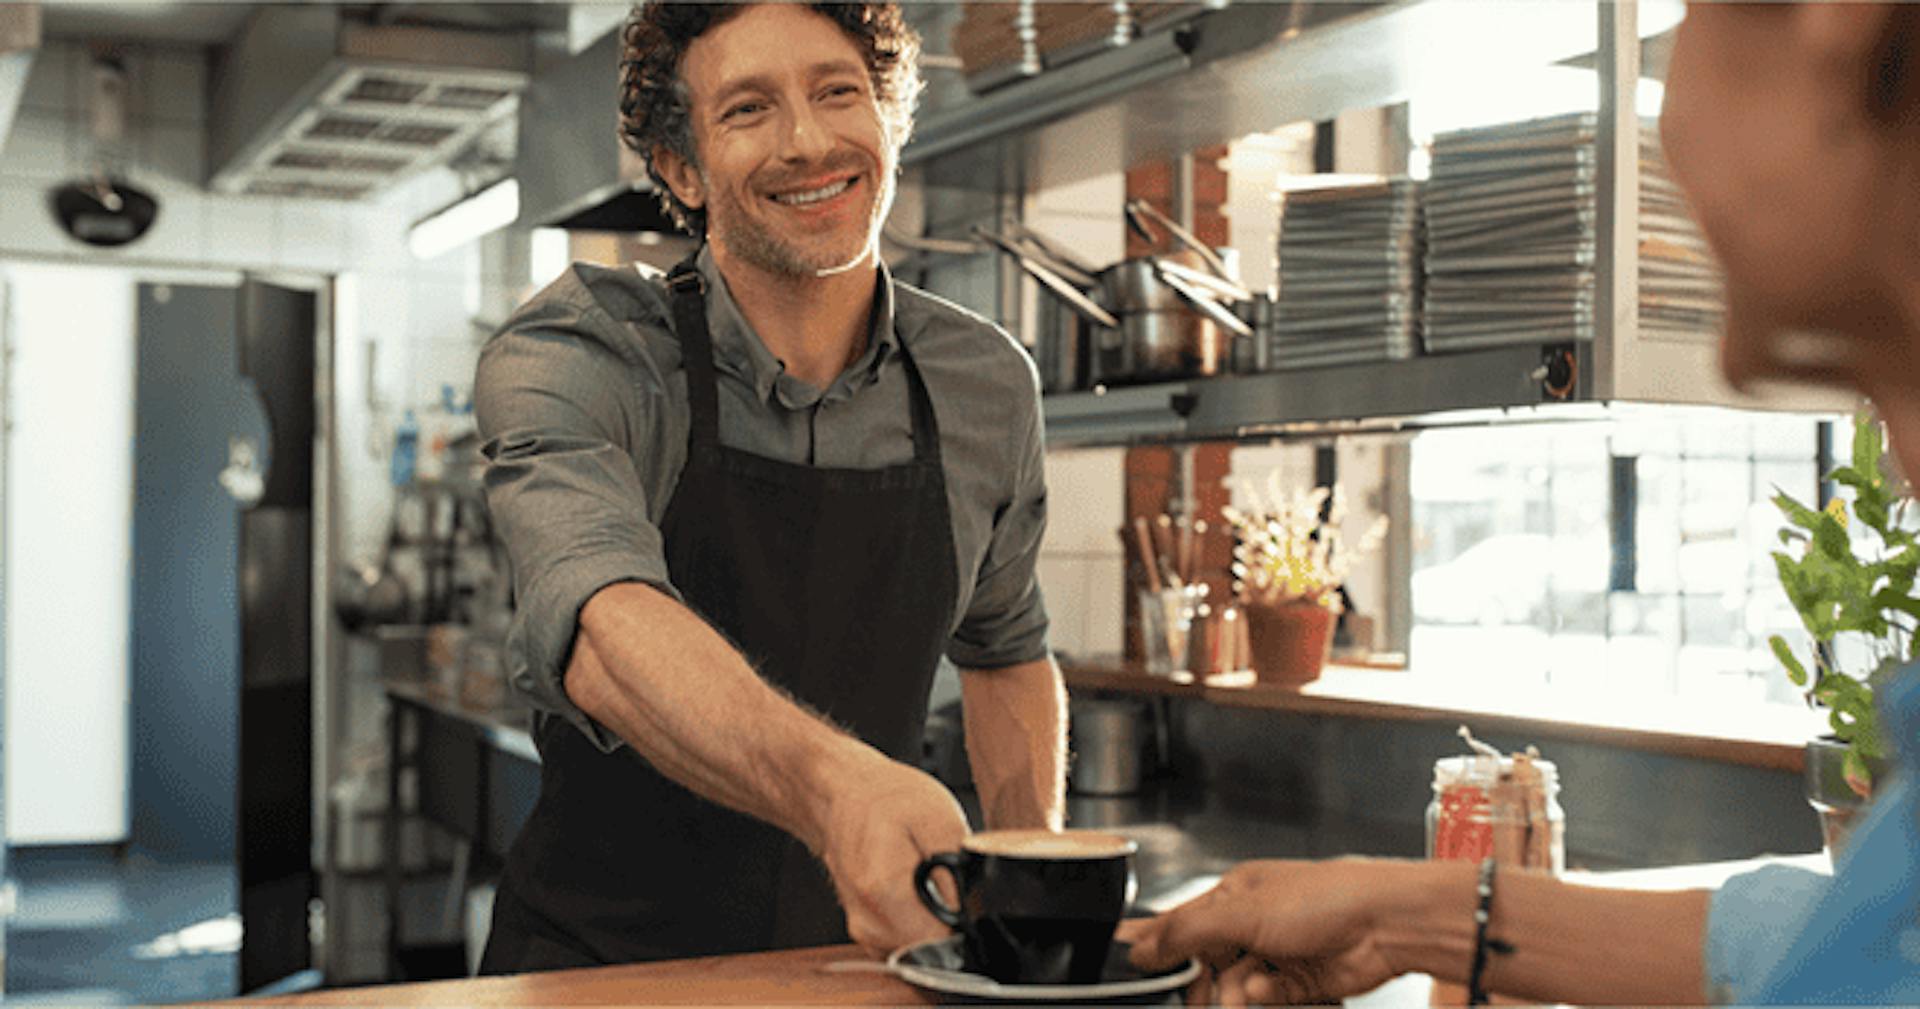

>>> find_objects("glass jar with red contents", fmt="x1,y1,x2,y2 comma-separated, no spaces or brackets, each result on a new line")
1425,750,1565,1006
1424,754,1565,873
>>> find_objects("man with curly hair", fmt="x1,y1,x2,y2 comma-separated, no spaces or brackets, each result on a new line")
473,3,1067,973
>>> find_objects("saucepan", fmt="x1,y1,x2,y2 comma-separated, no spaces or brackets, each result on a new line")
974,224,1251,385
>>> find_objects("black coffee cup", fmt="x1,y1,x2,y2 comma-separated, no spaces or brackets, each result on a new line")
913,829,1138,986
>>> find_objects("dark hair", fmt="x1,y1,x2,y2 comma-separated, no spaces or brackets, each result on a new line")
1866,7,1920,130
618,3,923,236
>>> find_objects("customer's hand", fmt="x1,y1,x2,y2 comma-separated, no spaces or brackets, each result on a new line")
1120,859,1405,1005
817,753,970,956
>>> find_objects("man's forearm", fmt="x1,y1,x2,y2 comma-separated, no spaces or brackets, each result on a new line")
959,655,1067,831
564,581,873,851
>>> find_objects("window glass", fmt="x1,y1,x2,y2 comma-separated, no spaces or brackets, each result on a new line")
1410,414,1829,709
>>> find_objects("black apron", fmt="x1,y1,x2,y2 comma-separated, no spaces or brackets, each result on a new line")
480,254,959,971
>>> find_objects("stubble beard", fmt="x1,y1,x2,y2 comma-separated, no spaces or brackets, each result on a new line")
707,162,894,280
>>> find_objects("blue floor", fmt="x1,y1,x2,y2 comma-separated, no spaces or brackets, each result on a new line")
6,846,236,1005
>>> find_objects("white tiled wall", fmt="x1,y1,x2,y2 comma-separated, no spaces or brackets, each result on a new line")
1038,447,1128,661
1024,137,1130,662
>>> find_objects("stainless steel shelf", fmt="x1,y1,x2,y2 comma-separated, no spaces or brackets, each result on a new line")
907,0,1606,179
1043,343,1598,446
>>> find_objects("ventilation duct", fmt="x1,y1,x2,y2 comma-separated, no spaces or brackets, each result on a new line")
208,6,529,201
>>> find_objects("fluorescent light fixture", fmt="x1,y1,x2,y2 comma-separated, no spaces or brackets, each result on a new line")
409,177,519,260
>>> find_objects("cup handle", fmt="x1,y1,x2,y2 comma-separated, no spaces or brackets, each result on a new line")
914,852,966,928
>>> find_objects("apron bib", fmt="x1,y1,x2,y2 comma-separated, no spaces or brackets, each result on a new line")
481,253,958,969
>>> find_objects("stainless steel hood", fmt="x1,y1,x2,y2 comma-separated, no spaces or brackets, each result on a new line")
207,5,530,200
515,28,676,233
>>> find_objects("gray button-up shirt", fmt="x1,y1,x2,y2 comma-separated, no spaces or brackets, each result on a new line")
475,249,1051,750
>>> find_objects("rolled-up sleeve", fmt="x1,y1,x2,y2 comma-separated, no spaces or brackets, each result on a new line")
947,375,1050,669
476,322,672,752
1704,864,1830,1004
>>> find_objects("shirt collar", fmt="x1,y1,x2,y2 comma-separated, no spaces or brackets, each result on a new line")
696,245,900,408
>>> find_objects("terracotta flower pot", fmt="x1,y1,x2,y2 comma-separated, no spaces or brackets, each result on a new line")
1243,598,1336,686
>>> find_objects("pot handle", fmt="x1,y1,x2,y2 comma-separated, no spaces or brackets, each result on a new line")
1152,258,1253,338
972,226,1120,330
1122,201,1160,248
1157,256,1254,305
1128,198,1239,284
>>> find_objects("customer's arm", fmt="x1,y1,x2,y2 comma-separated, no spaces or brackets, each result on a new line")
1123,859,1711,1005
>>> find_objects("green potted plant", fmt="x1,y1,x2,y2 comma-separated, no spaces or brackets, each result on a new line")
1224,476,1386,686
1768,409,1910,850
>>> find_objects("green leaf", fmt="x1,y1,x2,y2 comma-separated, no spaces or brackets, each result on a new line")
1853,410,1885,481
1774,490,1823,532
1856,494,1891,534
1829,466,1874,493
1870,587,1920,622
1820,675,1877,732
1774,553,1815,615
1779,528,1810,547
1843,749,1876,799
1813,513,1852,561
1770,635,1810,686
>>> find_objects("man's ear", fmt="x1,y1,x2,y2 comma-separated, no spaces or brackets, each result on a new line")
653,144,706,211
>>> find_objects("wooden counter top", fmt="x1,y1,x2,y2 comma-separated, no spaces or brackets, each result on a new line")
1063,661,1825,773
242,945,928,1006
238,854,1828,1007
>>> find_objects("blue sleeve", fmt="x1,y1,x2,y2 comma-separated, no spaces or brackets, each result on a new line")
1727,668,1920,1004
1704,865,1830,1004
1742,774,1920,1004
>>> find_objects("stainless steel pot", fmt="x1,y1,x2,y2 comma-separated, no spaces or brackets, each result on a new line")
1069,697,1149,796
975,227,1250,385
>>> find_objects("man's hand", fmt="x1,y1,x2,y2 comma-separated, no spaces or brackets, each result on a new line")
1119,859,1404,1005
815,752,971,955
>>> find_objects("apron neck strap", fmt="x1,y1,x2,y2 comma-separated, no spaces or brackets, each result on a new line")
893,330,942,465
667,256,721,450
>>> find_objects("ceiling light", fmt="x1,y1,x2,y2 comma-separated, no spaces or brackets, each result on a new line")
408,177,518,260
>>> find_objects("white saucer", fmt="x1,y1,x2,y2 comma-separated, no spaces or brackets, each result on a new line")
885,935,1200,1004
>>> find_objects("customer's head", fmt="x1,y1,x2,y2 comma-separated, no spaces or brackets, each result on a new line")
618,3,922,277
1664,4,1920,464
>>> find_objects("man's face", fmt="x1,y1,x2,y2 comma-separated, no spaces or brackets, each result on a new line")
664,5,897,279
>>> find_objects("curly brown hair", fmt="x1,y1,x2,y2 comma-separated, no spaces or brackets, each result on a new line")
618,3,923,236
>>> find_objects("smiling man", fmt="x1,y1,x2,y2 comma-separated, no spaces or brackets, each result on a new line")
471,3,1067,973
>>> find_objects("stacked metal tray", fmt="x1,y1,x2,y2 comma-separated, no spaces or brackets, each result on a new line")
1638,137,1725,342
1270,178,1424,369
1423,111,1722,352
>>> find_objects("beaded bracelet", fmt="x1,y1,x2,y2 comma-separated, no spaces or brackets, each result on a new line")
1466,857,1516,1006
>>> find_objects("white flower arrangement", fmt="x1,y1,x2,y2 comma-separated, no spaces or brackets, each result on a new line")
1223,472,1389,611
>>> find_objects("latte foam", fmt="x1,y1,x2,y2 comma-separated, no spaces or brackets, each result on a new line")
962,829,1136,859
